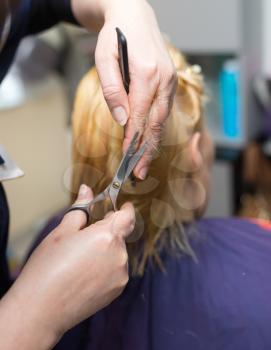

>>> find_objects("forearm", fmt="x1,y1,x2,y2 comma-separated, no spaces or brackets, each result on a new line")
26,0,125,36
0,285,58,350
71,0,149,32
26,0,150,36
71,0,105,32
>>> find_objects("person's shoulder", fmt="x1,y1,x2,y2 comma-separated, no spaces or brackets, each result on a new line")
189,216,271,267
196,216,258,230
195,216,271,240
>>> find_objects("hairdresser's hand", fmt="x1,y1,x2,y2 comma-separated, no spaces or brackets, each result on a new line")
98,0,176,180
72,0,177,180
0,185,134,350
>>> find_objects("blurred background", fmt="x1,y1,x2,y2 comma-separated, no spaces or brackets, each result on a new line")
2,0,271,270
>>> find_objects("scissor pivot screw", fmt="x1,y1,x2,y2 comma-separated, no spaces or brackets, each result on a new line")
113,181,121,189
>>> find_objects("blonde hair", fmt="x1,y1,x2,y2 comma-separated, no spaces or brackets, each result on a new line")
71,44,205,275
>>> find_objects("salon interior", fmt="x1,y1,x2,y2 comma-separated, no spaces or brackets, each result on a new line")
1,0,271,272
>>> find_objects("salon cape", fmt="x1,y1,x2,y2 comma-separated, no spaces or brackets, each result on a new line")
30,217,271,350
0,0,78,297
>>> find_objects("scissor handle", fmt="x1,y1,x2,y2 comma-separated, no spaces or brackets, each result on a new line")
66,203,91,224
66,187,113,224
116,28,130,94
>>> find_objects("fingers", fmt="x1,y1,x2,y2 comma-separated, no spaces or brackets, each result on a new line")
95,23,177,181
122,65,158,155
96,202,135,239
95,27,130,126
110,202,135,239
133,81,176,179
124,61,177,180
61,185,93,232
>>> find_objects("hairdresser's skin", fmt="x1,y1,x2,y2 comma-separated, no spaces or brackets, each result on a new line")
0,1,175,348
0,185,135,350
72,0,177,180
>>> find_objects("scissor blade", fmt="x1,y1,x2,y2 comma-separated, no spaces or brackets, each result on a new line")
88,189,109,207
124,142,148,182
114,132,140,182
109,142,147,211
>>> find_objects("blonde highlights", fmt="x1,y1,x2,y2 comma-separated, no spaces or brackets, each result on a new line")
71,44,205,275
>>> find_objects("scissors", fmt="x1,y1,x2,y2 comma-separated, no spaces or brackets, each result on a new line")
67,131,147,222
67,28,147,223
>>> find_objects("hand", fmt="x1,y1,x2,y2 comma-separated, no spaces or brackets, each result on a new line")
97,0,177,179
72,0,177,180
0,185,135,350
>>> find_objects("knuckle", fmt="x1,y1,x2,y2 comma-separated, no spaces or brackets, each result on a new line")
140,61,159,79
167,66,177,86
120,250,128,266
144,148,155,163
112,272,129,297
129,221,136,234
149,121,164,137
172,70,178,88
56,220,66,231
156,99,170,120
142,139,160,162
160,65,177,95
102,84,123,103
118,211,135,232
162,60,177,81
121,275,129,288
101,230,114,246
128,215,136,232
131,114,147,131
57,219,72,234
122,207,135,224
119,270,129,288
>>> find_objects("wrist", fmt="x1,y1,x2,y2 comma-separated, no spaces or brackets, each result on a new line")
100,0,150,22
0,283,60,350
71,0,105,32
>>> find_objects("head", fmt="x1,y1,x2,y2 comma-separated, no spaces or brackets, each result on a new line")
71,43,214,275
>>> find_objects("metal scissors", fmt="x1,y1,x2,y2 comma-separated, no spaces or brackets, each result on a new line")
67,132,147,222
67,28,147,222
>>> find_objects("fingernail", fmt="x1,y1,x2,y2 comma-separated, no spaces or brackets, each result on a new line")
78,184,89,199
139,167,148,180
112,106,128,126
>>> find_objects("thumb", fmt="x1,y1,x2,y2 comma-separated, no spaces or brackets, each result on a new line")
61,184,93,232
95,27,130,126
